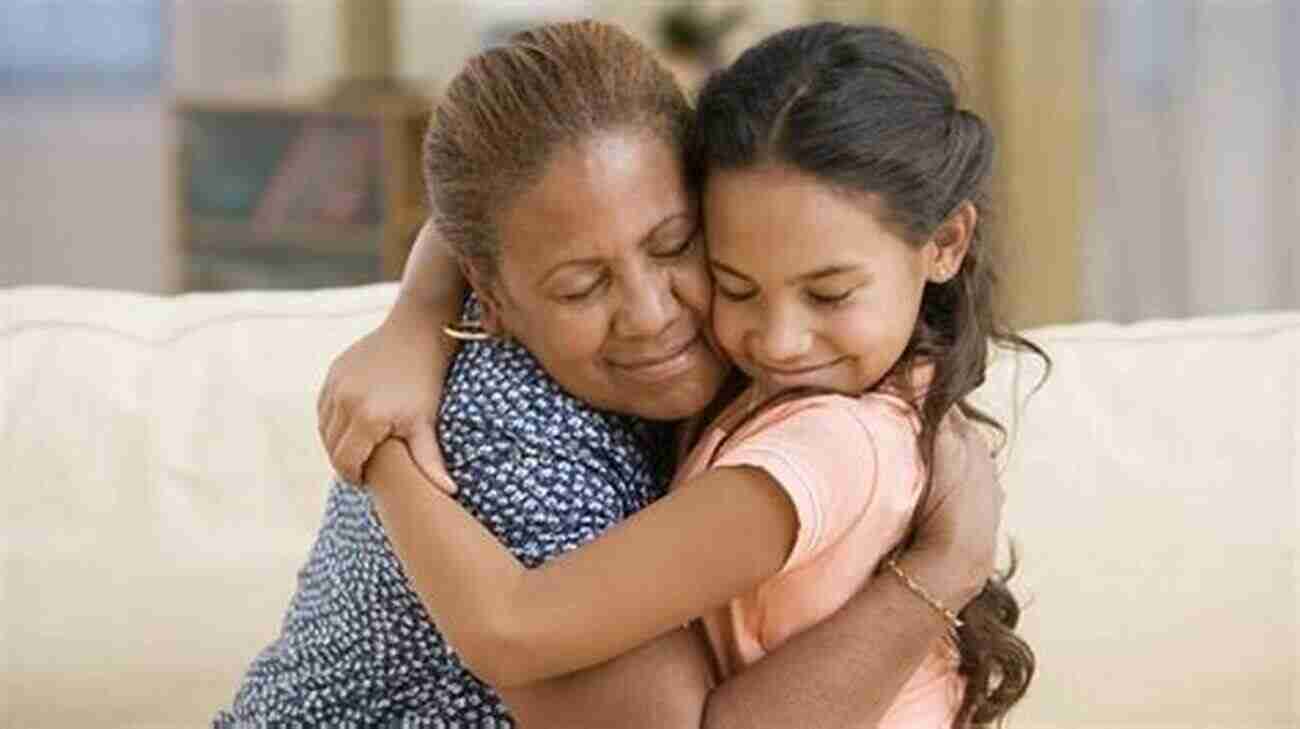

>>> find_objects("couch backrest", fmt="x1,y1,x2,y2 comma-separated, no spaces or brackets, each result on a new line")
3,285,392,727
2,284,1297,728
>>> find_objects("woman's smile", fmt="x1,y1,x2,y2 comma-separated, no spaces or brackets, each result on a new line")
607,332,707,384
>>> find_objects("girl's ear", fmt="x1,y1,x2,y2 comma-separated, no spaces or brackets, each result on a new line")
926,201,976,284
457,258,508,337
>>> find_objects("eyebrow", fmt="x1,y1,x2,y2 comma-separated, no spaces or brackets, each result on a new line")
538,212,696,287
709,259,867,285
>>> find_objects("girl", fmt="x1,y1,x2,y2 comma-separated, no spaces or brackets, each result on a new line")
369,22,1042,729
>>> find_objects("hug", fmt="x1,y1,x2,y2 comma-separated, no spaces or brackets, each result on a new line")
216,19,1037,729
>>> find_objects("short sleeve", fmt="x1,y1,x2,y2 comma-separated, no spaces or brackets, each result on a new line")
713,395,923,573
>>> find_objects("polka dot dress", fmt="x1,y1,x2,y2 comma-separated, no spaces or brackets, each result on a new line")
214,300,672,728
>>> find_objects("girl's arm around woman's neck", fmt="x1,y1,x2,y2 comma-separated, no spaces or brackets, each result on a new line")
365,440,971,729
365,439,797,688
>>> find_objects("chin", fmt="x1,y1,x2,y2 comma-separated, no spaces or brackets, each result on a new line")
626,372,726,421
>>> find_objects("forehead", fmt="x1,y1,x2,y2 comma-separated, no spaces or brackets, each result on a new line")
497,131,690,279
704,165,900,271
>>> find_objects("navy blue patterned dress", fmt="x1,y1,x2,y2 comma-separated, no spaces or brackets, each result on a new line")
214,303,673,728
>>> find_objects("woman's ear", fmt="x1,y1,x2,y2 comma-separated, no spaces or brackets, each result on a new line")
457,258,508,337
925,201,976,284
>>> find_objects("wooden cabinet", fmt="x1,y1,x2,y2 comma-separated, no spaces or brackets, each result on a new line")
173,92,429,290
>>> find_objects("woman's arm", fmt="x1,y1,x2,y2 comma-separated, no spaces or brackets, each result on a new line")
499,575,957,729
367,440,798,688
369,424,999,729
698,411,1003,728
317,220,465,489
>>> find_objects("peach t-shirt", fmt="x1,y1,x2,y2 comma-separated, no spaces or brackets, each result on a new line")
672,388,965,728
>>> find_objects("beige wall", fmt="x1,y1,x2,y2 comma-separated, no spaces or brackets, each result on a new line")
816,0,1091,328
395,1,812,90
5,1,810,294
1,97,175,292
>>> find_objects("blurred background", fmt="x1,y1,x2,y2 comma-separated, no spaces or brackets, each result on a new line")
1,0,1295,328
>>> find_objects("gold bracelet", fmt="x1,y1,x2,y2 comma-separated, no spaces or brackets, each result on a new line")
884,558,964,629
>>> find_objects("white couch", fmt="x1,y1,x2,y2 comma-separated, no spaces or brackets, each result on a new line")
3,284,1296,728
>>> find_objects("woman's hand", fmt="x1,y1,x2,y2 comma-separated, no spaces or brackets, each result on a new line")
317,314,455,492
317,219,469,493
901,414,1005,609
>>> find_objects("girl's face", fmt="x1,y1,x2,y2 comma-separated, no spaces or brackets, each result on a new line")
704,164,955,400
481,130,729,421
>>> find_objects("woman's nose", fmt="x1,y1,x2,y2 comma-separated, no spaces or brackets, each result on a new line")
615,267,678,338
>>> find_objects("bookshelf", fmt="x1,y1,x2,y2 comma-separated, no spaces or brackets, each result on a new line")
173,90,430,290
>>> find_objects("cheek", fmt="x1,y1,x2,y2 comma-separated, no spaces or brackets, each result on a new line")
672,259,713,318
521,309,608,373
709,302,749,357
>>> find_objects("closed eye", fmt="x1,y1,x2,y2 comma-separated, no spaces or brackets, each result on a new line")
807,288,855,306
653,230,699,259
558,276,606,302
715,285,756,302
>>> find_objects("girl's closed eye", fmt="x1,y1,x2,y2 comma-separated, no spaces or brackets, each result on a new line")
806,287,857,306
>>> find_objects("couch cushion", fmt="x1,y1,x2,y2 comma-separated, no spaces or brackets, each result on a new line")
974,312,1299,728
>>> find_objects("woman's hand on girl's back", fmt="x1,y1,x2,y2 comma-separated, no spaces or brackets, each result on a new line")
905,415,1005,609
317,314,456,493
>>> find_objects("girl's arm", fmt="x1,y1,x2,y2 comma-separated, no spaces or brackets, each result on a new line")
317,220,464,490
366,439,798,688
369,426,998,728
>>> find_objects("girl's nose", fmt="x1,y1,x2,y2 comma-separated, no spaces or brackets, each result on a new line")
753,311,812,364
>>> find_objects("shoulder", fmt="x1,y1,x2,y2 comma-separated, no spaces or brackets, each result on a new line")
437,312,668,541
442,336,659,464
709,392,925,517
722,392,919,458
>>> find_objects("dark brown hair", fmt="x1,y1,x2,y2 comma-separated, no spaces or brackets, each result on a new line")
691,22,1048,727
423,19,692,281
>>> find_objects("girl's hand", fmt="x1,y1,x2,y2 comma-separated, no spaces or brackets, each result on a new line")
901,414,1005,608
317,316,456,493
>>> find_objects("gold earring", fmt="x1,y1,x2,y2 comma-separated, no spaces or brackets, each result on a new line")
442,318,492,342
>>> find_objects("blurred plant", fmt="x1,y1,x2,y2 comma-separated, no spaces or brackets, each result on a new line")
656,1,749,67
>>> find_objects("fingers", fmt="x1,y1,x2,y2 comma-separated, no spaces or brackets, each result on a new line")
907,420,1004,603
317,371,339,454
322,395,348,461
918,427,966,524
333,421,380,485
316,366,334,428
404,424,457,494
324,398,387,484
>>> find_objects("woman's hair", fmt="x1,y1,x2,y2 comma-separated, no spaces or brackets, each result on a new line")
423,19,692,282
691,22,1047,727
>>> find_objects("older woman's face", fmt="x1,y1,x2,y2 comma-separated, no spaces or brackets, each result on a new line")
484,130,728,420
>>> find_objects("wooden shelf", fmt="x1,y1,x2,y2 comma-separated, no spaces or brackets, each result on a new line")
173,91,430,290
171,80,434,118
186,216,382,256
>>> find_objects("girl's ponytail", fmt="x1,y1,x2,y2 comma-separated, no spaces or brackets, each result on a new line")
954,550,1035,726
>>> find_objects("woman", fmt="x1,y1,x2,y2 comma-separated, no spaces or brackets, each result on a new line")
220,20,1002,729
